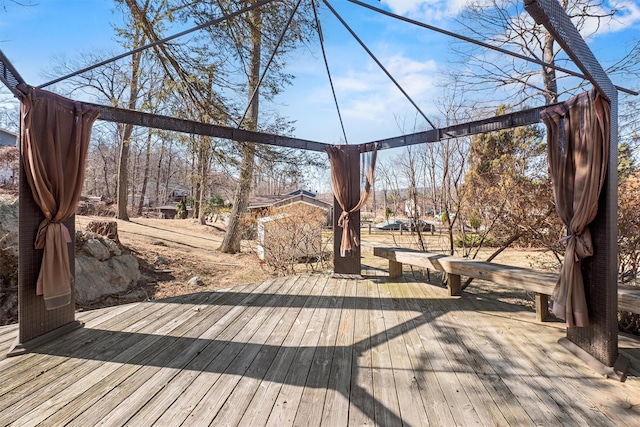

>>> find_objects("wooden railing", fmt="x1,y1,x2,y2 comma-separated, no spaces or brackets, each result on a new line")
364,242,640,322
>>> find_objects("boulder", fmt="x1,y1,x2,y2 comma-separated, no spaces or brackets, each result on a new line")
75,253,140,304
81,238,111,261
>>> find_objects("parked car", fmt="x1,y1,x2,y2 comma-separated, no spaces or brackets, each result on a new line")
375,220,403,230
401,219,436,232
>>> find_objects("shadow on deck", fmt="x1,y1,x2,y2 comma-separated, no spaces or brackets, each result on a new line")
1,268,639,426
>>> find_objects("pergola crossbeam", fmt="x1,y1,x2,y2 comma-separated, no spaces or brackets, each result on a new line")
364,105,546,151
90,100,549,153
90,102,329,152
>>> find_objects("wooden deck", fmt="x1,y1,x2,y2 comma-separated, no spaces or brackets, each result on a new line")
1,269,640,426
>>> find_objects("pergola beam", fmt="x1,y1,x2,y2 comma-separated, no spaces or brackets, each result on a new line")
92,100,550,153
90,103,329,153
362,105,546,151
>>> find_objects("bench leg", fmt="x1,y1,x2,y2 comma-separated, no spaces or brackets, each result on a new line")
536,293,549,322
448,273,461,296
389,260,403,279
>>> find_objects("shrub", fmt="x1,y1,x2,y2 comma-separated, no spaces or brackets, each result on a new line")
257,204,331,275
454,233,497,248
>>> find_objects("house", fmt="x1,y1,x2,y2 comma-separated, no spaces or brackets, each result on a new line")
0,128,18,184
248,189,333,225
0,128,17,147
251,190,332,262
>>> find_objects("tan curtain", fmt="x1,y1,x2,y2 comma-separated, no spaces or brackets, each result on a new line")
327,144,377,257
19,85,99,310
541,89,609,327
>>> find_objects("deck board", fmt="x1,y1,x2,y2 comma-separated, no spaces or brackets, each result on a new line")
1,270,639,426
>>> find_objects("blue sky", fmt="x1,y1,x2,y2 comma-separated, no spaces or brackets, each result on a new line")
1,0,639,146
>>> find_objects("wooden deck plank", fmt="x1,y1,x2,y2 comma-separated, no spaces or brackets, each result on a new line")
0,302,143,372
395,278,484,427
0,271,638,426
466,285,638,426
291,278,347,427
75,278,286,427
368,279,404,426
34,281,261,427
0,295,200,423
211,275,327,427
347,275,375,427
239,275,332,427
456,284,610,425
179,275,312,426
119,279,292,426
385,278,465,427
263,278,342,427
401,278,522,427
320,278,357,427
144,277,294,427
4,292,217,426
417,280,550,426
377,280,430,427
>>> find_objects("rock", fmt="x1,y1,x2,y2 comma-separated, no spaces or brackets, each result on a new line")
187,276,204,287
75,254,141,304
81,238,111,261
0,196,18,325
155,255,169,266
103,239,122,256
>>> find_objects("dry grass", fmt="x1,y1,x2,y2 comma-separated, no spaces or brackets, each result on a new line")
75,216,270,301
73,216,560,308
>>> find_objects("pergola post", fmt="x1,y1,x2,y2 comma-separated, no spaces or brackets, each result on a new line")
332,145,361,276
525,0,627,379
8,153,82,356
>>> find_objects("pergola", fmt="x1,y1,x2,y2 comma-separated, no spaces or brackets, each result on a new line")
0,0,631,378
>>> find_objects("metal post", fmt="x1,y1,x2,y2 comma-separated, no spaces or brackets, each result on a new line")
525,0,625,377
333,146,361,276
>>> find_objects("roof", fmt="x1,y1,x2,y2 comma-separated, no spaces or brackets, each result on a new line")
249,191,332,211
0,128,18,147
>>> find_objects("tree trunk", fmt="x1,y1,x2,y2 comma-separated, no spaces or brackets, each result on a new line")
155,137,164,205
542,31,558,105
198,136,210,225
116,125,133,221
116,27,144,221
220,5,261,253
137,129,152,214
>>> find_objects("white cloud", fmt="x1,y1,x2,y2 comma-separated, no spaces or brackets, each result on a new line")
381,0,491,20
282,50,441,143
325,53,440,137
598,1,640,34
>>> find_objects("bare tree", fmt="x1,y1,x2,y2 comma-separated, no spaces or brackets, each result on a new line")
453,0,632,107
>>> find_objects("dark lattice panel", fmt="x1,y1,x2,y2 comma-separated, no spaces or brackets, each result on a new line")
525,0,619,366
0,50,25,97
18,153,76,345
333,146,362,276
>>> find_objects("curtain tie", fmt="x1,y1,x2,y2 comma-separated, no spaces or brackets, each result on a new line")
35,218,72,249
338,211,350,229
558,229,593,262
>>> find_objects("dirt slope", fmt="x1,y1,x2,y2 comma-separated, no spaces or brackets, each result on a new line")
75,216,269,302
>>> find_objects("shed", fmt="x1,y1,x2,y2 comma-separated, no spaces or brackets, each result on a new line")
249,190,333,225
0,128,17,147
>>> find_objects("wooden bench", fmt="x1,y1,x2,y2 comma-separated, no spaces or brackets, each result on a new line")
365,243,640,322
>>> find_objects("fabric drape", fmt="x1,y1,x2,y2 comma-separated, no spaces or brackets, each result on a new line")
19,85,99,310
327,144,377,257
541,89,609,327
